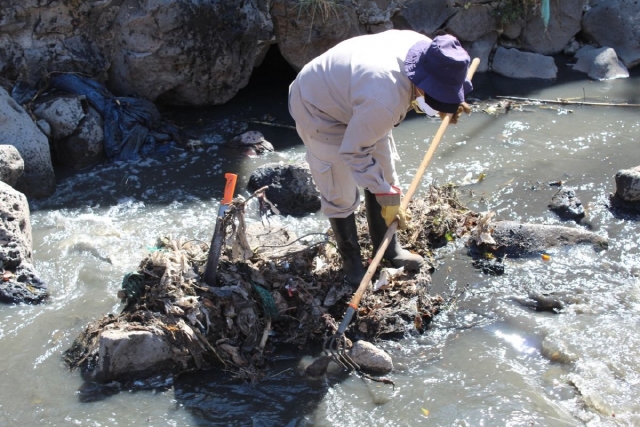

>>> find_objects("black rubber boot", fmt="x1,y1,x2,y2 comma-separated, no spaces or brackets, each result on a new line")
364,189,424,271
329,214,366,287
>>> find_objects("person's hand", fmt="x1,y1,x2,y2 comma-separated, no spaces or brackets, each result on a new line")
438,102,471,124
375,186,408,230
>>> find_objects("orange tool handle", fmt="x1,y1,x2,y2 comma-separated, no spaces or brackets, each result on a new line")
222,173,238,205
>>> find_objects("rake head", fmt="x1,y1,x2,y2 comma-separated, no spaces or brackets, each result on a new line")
323,331,360,371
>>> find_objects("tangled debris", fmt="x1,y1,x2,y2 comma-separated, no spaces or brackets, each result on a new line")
64,185,479,382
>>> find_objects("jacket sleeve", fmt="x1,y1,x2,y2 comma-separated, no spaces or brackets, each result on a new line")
338,98,396,194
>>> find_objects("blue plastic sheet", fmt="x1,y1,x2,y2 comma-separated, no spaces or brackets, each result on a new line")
50,74,164,161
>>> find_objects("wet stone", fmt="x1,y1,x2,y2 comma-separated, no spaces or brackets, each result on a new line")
348,340,393,375
548,187,585,221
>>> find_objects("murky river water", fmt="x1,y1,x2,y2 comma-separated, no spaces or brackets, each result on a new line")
1,54,639,426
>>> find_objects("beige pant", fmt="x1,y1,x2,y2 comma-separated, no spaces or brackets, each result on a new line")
295,124,399,218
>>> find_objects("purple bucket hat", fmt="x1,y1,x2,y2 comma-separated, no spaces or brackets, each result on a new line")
405,34,472,113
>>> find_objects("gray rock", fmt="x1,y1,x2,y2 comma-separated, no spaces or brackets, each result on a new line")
93,327,173,381
563,39,581,56
614,165,640,202
548,188,585,221
0,181,48,304
108,0,262,105
271,0,361,71
573,46,629,81
445,4,497,42
583,0,640,68
462,32,497,74
32,95,86,140
502,22,522,40
248,162,321,216
0,87,55,199
348,340,393,374
392,0,456,35
492,47,557,79
53,106,105,170
0,0,265,106
520,0,583,55
474,220,608,257
0,145,24,187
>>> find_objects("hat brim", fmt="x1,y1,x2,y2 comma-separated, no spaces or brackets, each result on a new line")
423,92,459,114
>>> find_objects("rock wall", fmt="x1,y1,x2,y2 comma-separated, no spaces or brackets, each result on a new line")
1,0,638,108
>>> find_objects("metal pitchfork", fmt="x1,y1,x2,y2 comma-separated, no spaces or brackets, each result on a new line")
324,58,481,371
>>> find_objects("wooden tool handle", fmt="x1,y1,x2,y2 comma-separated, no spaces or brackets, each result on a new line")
222,173,238,205
349,57,481,309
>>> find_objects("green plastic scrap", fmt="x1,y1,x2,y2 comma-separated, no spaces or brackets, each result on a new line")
121,272,145,301
252,283,280,319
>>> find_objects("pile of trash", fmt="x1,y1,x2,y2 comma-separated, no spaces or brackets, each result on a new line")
64,185,479,382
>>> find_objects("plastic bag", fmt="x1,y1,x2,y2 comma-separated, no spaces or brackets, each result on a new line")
50,74,162,161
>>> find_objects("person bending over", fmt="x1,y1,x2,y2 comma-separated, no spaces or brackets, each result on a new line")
288,30,472,286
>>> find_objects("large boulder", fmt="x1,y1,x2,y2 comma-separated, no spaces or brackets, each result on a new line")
520,0,584,55
492,47,557,79
0,145,24,187
572,46,629,81
0,181,47,304
271,0,361,71
462,32,497,74
0,87,55,198
108,0,262,105
248,162,321,216
391,0,456,35
444,4,497,42
582,0,640,69
0,0,266,106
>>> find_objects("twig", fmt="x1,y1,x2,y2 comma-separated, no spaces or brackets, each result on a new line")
258,318,272,352
237,185,270,207
244,120,296,130
496,96,640,108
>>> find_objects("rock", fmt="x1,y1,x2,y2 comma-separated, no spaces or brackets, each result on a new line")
227,131,274,157
248,162,321,216
520,0,583,55
462,32,497,74
108,0,263,105
502,22,522,40
445,4,497,42
0,0,265,106
32,95,86,140
0,87,55,198
53,106,105,170
583,0,640,69
572,46,629,80
391,0,456,35
614,165,640,202
492,47,557,79
271,0,361,71
471,220,608,258
304,355,333,377
93,327,173,381
0,145,24,187
563,38,581,56
548,188,585,221
348,340,393,374
0,181,48,304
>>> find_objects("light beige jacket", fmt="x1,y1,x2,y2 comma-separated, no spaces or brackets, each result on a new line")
289,30,430,194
